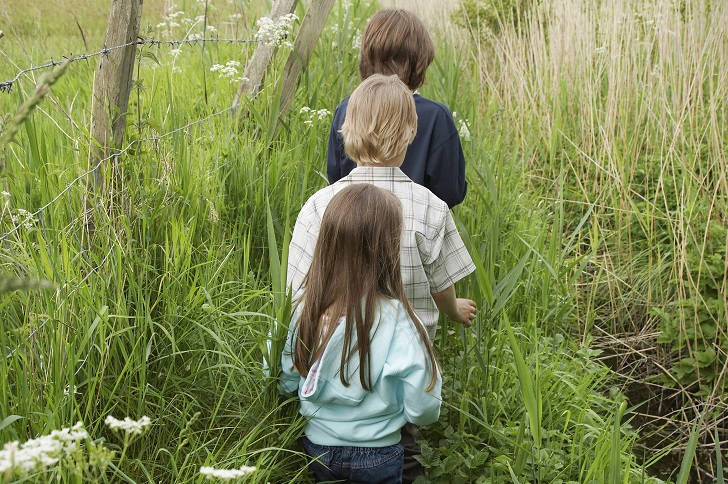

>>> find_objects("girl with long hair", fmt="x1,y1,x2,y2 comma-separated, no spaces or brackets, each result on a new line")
280,183,441,483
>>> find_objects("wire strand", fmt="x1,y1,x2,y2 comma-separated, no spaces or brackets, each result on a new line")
0,106,234,243
0,37,257,93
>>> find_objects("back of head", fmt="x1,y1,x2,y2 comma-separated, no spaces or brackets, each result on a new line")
297,184,405,390
340,74,417,167
312,184,403,295
359,9,435,91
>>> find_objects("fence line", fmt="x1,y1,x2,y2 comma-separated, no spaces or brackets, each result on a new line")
2,103,236,358
0,37,258,93
0,106,235,243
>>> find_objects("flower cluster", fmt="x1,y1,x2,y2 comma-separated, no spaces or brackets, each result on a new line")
210,60,242,82
300,106,331,126
256,13,298,48
200,465,256,480
104,415,152,435
452,112,471,142
0,422,88,477
11,208,38,230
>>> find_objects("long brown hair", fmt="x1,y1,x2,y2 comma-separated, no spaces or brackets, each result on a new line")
293,184,438,391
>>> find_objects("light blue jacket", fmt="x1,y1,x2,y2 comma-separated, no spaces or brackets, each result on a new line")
279,297,442,447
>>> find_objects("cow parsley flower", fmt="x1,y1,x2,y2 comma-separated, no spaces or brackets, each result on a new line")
210,60,242,82
300,107,331,126
256,13,298,48
105,416,152,435
200,465,257,480
0,422,89,477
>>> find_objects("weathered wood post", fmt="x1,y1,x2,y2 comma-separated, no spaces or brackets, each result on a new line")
275,0,336,126
232,0,299,109
89,0,143,190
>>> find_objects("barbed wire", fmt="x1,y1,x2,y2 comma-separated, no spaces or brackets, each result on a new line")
0,37,258,93
0,105,235,244
3,103,236,358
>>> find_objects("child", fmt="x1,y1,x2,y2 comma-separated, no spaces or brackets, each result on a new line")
280,183,442,483
327,8,467,209
288,73,476,482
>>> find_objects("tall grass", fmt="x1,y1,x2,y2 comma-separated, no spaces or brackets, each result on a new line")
464,0,727,477
0,0,676,481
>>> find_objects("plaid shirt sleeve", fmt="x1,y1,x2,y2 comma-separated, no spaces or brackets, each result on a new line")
287,199,321,293
421,209,476,293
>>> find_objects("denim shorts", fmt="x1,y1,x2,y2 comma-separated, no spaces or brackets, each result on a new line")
302,436,404,484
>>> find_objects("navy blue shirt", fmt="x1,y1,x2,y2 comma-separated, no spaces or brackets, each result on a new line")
326,94,467,208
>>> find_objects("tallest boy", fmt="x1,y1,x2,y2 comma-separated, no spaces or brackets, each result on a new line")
326,8,467,209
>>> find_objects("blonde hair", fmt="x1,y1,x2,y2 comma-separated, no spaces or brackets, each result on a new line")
359,9,435,91
340,74,417,167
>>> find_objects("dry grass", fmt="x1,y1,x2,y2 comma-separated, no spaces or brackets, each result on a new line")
378,0,458,30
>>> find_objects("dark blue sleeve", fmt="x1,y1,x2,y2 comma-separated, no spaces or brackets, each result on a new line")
424,111,467,209
326,101,349,184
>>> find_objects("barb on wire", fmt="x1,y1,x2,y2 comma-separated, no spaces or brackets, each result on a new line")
0,106,234,243
0,37,257,93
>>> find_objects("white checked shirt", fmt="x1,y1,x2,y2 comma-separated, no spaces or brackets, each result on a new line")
287,167,475,340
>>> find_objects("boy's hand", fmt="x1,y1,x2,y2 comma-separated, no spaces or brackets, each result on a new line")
431,286,477,328
453,298,477,328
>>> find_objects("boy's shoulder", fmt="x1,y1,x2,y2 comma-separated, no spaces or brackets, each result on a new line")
413,94,454,119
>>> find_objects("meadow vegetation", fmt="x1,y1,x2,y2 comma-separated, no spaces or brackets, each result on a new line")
0,0,724,482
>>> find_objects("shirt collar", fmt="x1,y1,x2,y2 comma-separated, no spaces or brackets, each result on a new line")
346,166,411,182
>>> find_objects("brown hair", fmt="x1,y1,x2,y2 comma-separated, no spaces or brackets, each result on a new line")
293,184,438,392
359,9,435,91
340,74,417,167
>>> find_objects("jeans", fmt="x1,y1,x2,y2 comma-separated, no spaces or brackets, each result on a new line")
302,436,404,484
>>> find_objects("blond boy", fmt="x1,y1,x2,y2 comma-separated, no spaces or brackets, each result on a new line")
288,74,476,341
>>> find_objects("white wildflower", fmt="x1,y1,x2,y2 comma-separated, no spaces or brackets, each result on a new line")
200,465,257,480
458,119,471,142
1,191,9,197
210,60,241,82
299,107,330,127
189,33,203,41
11,208,37,230
230,13,242,21
104,416,152,435
206,25,217,32
256,13,298,48
172,66,182,74
169,21,181,28
169,48,183,57
0,422,88,477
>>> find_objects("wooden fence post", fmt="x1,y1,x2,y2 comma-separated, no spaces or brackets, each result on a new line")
232,0,299,110
275,0,336,126
89,0,143,189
